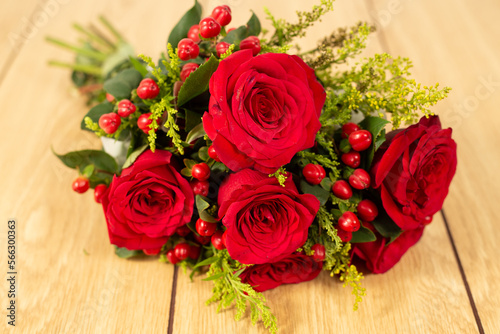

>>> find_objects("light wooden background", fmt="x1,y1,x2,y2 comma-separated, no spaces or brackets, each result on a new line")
0,0,498,333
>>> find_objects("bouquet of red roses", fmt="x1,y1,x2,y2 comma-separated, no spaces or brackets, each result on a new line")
52,1,457,332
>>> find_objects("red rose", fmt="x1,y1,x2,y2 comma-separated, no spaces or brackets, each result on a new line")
203,50,326,174
101,150,194,250
240,253,323,292
218,169,320,264
371,116,457,230
352,224,424,274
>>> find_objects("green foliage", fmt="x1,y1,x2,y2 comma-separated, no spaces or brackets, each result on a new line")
115,246,142,258
167,0,202,49
177,55,220,107
84,116,106,137
205,250,278,334
53,149,119,174
165,43,181,82
220,44,235,60
268,167,287,187
195,195,218,223
358,116,390,169
103,68,142,99
81,102,113,132
222,12,261,45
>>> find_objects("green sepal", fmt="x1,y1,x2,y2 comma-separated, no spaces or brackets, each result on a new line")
167,0,202,51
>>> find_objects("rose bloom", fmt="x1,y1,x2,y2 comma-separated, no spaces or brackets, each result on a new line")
101,150,194,250
218,169,320,264
240,253,323,292
203,50,326,174
371,115,457,230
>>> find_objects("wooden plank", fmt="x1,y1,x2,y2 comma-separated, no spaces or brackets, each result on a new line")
370,0,500,331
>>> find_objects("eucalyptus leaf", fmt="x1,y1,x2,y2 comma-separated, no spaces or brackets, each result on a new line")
167,0,202,49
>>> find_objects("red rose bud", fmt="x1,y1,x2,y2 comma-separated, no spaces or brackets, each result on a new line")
208,145,221,162
180,63,199,82
216,41,230,58
166,249,179,264
177,38,200,61
117,99,137,117
341,150,361,168
338,211,360,232
341,122,361,139
191,163,210,181
348,130,373,151
137,78,160,100
99,113,121,134
174,243,190,261
302,163,326,185
94,184,108,203
349,168,371,190
190,179,209,196
211,230,226,250
175,225,191,237
211,5,232,26
339,138,352,153
143,247,161,256
239,36,261,56
337,229,352,242
311,244,326,262
193,234,211,245
72,176,89,194
332,180,353,200
357,199,379,222
187,24,201,43
199,17,221,38
196,218,217,237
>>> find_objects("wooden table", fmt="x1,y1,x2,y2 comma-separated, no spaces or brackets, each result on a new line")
1,0,498,332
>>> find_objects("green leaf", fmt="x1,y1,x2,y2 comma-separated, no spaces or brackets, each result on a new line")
358,116,390,169
177,56,219,107
102,42,135,77
122,144,148,169
371,209,402,245
82,164,95,178
54,149,119,174
185,122,206,144
129,56,149,77
103,68,143,100
320,177,333,191
299,180,330,206
350,225,377,243
183,158,197,169
193,256,218,269
222,12,261,44
167,0,202,49
198,146,209,161
184,109,203,133
81,102,113,131
203,272,226,281
196,195,218,223
114,246,142,258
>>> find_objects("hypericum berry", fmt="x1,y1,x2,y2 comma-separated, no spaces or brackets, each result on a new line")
302,163,326,185
117,99,137,117
187,24,201,43
98,113,121,134
226,27,235,33
143,247,161,256
239,36,261,56
137,113,159,134
137,78,160,100
311,244,326,262
337,229,352,242
196,218,217,237
341,151,361,168
341,122,360,139
94,184,108,203
166,249,179,264
216,42,230,58
192,162,210,181
423,216,433,225
208,145,220,162
332,180,353,200
177,38,200,61
189,245,201,260
174,243,190,261
199,17,221,39
72,176,89,194
348,168,371,190
175,225,191,237
180,63,199,82
105,93,115,102
190,179,209,196
193,234,211,245
348,130,373,152
357,199,379,222
211,230,226,250
211,5,232,26
338,211,361,232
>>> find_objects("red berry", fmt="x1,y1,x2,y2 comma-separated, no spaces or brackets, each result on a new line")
94,184,108,203
143,247,161,256
166,249,179,264
338,211,360,232
341,122,360,139
117,99,136,117
239,36,261,56
196,218,217,236
423,216,433,225
311,244,326,262
190,179,210,196
208,145,220,162
105,93,114,102
99,113,121,134
348,169,371,190
199,17,221,39
211,5,232,26
175,225,191,237
72,176,89,194
193,234,211,245
174,243,190,261
357,199,379,222
303,163,326,185
332,180,353,200
177,38,200,61
341,151,361,168
226,27,235,33
137,78,160,100
187,24,201,43
348,130,373,152
180,63,199,82
216,42,230,58
211,230,225,250
137,113,160,134
189,245,201,260
337,229,352,242
192,163,210,181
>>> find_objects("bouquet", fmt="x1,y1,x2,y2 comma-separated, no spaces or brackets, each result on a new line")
51,1,457,332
